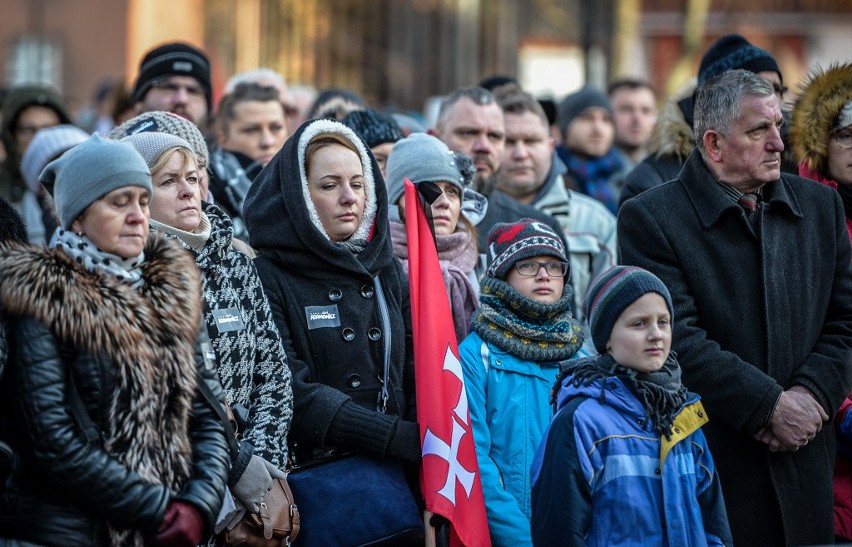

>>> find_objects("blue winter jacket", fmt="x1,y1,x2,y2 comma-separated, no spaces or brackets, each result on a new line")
459,332,587,546
530,368,732,546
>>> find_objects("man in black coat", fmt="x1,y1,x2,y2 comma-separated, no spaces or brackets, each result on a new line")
618,69,852,546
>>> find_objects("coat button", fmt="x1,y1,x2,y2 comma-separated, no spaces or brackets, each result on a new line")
360,285,375,298
655,468,661,475
697,411,704,418
368,328,381,341
328,289,342,302
342,328,355,341
674,427,681,434
348,374,362,388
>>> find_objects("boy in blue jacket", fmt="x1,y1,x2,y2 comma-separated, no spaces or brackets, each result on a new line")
459,219,587,546
531,266,731,546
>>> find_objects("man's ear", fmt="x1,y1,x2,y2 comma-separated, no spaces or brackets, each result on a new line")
703,130,723,163
215,129,226,147
427,127,440,138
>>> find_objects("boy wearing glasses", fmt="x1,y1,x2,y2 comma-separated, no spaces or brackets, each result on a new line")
459,218,587,546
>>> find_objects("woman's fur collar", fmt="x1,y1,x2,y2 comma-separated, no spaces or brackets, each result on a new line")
0,234,202,545
650,78,696,161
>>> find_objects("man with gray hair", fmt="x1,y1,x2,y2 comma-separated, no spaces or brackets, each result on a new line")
618,69,852,545
430,86,564,251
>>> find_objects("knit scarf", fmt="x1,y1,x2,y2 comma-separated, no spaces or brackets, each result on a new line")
49,228,145,289
390,221,479,341
558,146,625,214
558,353,688,439
150,212,212,251
471,277,583,361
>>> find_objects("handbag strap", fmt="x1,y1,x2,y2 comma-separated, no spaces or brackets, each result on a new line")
196,373,240,461
372,275,392,414
59,345,101,446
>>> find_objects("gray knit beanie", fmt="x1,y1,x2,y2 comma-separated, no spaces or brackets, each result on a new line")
21,124,90,193
109,110,209,165
584,266,674,354
121,132,194,169
41,134,152,228
385,133,473,206
557,85,613,135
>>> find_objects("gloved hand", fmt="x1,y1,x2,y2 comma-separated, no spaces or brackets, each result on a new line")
150,500,205,547
231,455,286,513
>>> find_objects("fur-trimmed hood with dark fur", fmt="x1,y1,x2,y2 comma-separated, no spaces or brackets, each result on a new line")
0,234,203,544
791,63,852,175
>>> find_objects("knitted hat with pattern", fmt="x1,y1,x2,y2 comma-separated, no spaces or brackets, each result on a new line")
109,111,209,165
41,134,152,228
485,218,567,280
584,266,674,354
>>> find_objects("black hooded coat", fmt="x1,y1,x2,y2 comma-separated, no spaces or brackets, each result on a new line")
243,119,419,464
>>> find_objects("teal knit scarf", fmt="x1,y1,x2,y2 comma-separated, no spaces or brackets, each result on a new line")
471,277,584,361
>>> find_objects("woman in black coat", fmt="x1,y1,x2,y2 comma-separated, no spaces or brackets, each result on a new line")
244,118,420,466
0,135,229,547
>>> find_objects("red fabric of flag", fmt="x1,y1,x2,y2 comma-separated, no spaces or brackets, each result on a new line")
404,178,491,547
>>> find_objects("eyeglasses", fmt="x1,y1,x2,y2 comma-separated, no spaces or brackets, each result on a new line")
150,78,205,99
513,260,569,277
834,130,852,150
772,84,789,98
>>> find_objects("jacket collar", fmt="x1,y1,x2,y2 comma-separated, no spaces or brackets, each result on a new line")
680,150,803,230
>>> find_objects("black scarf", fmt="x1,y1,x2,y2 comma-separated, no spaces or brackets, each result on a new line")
836,183,852,221
555,353,688,439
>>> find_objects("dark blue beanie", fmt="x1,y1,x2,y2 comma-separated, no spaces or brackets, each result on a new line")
585,266,674,354
698,34,781,86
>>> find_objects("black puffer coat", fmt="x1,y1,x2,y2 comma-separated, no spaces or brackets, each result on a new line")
244,119,419,464
0,236,230,546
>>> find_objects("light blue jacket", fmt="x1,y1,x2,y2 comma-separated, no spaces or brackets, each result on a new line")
459,331,587,546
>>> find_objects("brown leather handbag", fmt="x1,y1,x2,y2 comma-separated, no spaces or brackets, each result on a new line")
222,476,301,546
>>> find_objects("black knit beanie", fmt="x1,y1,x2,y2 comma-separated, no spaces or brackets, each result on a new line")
557,85,612,135
698,34,782,86
341,109,405,149
132,42,212,112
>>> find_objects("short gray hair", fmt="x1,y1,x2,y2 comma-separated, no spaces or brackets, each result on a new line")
435,86,497,132
694,69,775,157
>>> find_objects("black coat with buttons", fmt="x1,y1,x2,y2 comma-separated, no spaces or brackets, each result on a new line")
244,120,417,464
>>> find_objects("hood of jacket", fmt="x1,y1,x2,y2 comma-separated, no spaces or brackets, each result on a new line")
791,63,852,175
244,118,393,277
649,78,696,161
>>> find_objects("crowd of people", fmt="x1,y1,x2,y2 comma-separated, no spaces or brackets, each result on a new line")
0,31,851,547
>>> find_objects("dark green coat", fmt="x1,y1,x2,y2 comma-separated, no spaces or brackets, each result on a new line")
618,150,852,546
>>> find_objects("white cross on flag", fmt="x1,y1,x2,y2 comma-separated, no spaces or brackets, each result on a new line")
404,178,491,547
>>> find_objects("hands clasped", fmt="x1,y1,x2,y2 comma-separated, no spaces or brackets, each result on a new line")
754,387,828,452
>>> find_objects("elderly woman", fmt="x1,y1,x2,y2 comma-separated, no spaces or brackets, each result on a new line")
0,134,229,546
243,118,420,468
121,132,294,525
385,133,480,342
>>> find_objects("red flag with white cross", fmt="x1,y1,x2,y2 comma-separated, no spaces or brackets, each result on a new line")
403,178,491,547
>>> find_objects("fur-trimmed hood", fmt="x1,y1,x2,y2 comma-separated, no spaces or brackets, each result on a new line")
791,63,852,175
244,117,394,277
649,79,696,161
0,234,202,544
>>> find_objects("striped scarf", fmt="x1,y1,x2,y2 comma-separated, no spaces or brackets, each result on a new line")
471,277,584,362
